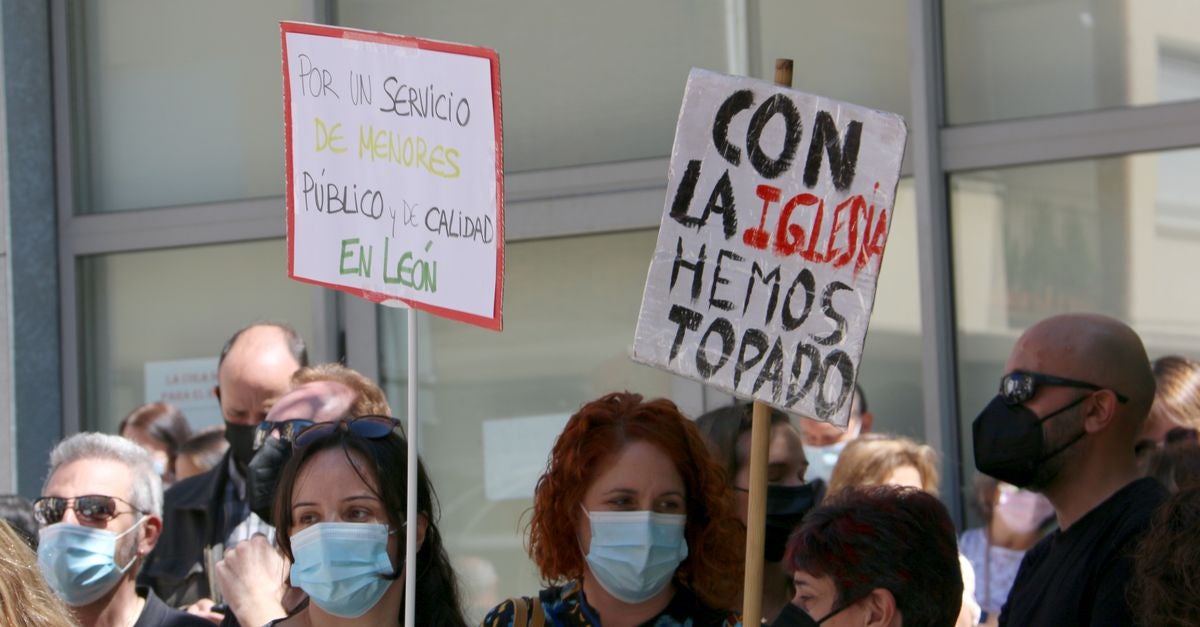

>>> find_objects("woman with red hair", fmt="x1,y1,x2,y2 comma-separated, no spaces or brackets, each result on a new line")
482,392,745,626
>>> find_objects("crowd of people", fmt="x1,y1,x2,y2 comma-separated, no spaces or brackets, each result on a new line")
0,313,1197,626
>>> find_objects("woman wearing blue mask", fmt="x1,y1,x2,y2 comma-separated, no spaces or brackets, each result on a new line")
697,404,821,623
482,391,745,627
269,416,469,626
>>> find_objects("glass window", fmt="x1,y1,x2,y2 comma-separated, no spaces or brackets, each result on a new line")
377,231,676,621
951,153,1200,510
78,239,317,433
1157,147,1200,231
943,1,1200,124
754,0,912,123
337,1,911,172
336,1,731,173
376,180,923,620
858,179,924,440
69,1,314,213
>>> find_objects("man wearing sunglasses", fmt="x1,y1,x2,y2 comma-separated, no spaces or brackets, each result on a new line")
37,432,210,626
140,323,307,622
213,362,392,627
972,313,1167,627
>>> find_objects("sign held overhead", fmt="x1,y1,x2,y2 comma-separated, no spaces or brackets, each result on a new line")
633,68,907,427
282,22,504,330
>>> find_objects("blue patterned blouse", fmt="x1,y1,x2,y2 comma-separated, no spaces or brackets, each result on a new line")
481,581,742,627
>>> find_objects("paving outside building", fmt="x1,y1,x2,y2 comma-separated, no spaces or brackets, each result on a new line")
3,2,1200,621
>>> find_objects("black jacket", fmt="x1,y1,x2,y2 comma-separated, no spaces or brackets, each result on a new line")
134,586,212,627
138,451,244,609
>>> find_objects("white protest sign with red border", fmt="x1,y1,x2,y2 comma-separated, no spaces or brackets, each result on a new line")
282,22,503,330
633,68,907,427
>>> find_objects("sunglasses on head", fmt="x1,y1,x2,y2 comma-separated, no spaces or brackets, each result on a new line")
1137,426,1200,455
33,494,145,526
254,418,316,450
999,370,1129,406
1165,426,1199,445
292,415,401,449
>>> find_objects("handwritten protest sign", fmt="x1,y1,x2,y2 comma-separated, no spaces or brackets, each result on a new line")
633,69,906,426
282,22,503,330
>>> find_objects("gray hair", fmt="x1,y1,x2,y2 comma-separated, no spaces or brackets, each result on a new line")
43,433,163,518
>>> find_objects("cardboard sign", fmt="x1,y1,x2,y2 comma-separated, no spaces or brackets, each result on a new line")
282,22,504,330
633,69,907,426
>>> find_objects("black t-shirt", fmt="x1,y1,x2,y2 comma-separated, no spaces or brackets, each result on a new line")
133,586,212,627
999,478,1168,627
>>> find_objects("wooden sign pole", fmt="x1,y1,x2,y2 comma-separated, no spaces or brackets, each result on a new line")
404,309,418,627
741,57,794,627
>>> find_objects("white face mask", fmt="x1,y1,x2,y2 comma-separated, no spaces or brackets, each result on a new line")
802,439,849,483
994,485,1054,534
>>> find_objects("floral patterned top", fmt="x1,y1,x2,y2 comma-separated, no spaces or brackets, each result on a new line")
481,581,742,627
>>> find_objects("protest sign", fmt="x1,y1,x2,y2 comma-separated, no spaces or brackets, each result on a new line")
633,68,907,426
282,22,503,330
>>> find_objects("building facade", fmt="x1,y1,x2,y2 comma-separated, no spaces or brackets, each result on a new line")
3,1,1200,620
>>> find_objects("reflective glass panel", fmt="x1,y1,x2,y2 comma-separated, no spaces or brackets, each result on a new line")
754,0,912,123
78,239,317,432
70,1,313,212
943,1,1200,124
952,152,1200,507
337,1,730,172
377,179,923,619
378,231,676,621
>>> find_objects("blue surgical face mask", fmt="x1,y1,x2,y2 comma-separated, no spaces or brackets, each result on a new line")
582,508,688,604
289,522,398,618
802,439,849,483
37,518,145,606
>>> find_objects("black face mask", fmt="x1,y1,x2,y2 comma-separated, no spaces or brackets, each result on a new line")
224,422,258,469
764,483,821,562
246,437,291,523
972,394,1089,488
771,599,852,627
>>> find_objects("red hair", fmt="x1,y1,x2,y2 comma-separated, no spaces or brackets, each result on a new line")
528,392,744,609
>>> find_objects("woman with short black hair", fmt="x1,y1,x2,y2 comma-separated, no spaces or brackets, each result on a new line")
774,485,963,627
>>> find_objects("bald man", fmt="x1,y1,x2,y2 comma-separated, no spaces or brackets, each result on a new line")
140,323,307,618
972,314,1166,626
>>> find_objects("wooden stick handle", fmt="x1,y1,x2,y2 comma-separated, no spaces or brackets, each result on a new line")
774,59,794,89
742,59,793,627
741,401,772,626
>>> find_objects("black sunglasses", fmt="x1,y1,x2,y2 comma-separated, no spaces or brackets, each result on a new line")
33,494,145,526
254,418,316,450
292,415,401,449
999,370,1129,406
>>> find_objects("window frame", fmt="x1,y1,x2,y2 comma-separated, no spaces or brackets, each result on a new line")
47,0,1200,526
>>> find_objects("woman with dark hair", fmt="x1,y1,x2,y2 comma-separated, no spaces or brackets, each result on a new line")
774,485,963,627
1132,484,1200,626
1136,355,1200,473
1144,427,1200,493
483,391,745,626
269,416,468,626
118,402,192,485
696,403,819,623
